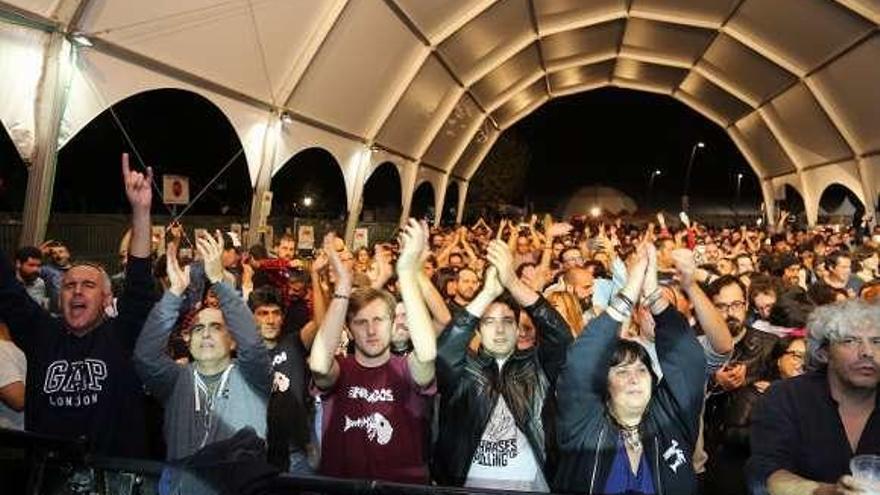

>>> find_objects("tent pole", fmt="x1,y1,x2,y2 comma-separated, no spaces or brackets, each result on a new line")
19,31,72,247
456,180,469,225
343,149,371,246
247,115,281,248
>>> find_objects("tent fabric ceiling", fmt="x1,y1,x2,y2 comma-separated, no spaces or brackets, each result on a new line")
1,0,879,223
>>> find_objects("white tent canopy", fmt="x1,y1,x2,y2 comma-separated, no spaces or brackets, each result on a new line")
562,186,637,217
1,0,879,244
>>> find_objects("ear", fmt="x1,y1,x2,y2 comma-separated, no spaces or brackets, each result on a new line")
814,345,829,365
102,291,113,309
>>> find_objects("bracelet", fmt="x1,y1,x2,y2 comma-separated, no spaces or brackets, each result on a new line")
332,293,350,300
645,288,669,314
609,294,633,320
644,288,663,308
617,293,635,311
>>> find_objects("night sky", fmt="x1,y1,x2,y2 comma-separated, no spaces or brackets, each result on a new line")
0,86,805,221
514,87,759,212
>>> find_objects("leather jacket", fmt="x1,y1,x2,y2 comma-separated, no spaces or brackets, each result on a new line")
554,308,707,495
432,296,573,486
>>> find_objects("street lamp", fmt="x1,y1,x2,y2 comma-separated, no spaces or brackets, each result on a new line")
303,196,313,207
681,141,706,213
735,173,744,219
590,206,601,218
647,169,662,209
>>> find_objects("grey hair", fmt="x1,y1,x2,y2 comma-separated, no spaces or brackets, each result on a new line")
67,262,113,295
806,299,880,369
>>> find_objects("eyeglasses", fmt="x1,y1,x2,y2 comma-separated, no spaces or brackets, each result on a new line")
480,317,516,330
349,315,390,330
782,350,805,361
714,300,746,313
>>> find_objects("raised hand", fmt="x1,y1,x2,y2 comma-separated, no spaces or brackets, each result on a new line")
324,233,352,293
166,241,190,296
122,153,152,212
417,220,431,266
656,212,666,231
486,240,516,288
679,211,691,229
311,250,329,274
397,218,426,273
671,248,698,288
547,221,573,239
642,242,659,297
497,219,508,240
482,265,504,300
623,240,650,297
197,230,224,284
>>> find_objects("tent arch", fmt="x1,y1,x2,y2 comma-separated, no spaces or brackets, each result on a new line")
4,1,880,241
61,50,270,185
269,146,348,220
361,161,403,222
410,180,436,221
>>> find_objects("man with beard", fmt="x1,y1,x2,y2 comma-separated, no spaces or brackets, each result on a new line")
748,299,880,494
14,246,48,309
562,267,594,317
249,287,311,473
309,222,436,483
447,268,480,316
704,275,778,495
40,240,73,313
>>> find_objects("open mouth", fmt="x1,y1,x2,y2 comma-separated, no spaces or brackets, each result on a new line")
69,301,88,313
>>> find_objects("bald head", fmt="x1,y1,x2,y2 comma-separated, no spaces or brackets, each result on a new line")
564,267,594,303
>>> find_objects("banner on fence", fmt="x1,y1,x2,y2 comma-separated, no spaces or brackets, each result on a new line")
353,227,369,251
298,225,315,250
162,175,189,205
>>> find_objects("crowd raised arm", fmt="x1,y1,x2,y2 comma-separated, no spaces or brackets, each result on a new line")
5,204,880,495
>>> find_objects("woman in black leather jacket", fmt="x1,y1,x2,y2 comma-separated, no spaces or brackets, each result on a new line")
554,242,707,495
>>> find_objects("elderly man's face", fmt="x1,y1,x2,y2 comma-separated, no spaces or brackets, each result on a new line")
828,326,880,390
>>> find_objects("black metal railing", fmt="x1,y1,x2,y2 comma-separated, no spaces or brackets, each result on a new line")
0,429,553,495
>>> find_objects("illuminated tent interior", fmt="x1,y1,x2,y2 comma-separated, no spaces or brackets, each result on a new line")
1,0,878,244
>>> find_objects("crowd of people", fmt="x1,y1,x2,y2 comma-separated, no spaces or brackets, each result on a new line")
1,154,880,495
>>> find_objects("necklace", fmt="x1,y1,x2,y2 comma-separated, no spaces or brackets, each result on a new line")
608,409,643,452
620,425,643,452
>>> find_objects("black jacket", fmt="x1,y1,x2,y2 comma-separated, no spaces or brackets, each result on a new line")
432,296,573,486
554,307,707,495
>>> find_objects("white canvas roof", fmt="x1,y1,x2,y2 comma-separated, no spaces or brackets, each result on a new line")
1,0,879,240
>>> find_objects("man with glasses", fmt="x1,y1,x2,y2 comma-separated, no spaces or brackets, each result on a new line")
309,222,436,483
703,275,778,495
433,240,572,491
748,299,880,495
559,247,585,271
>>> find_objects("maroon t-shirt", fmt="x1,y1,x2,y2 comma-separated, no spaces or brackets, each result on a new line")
316,354,435,483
